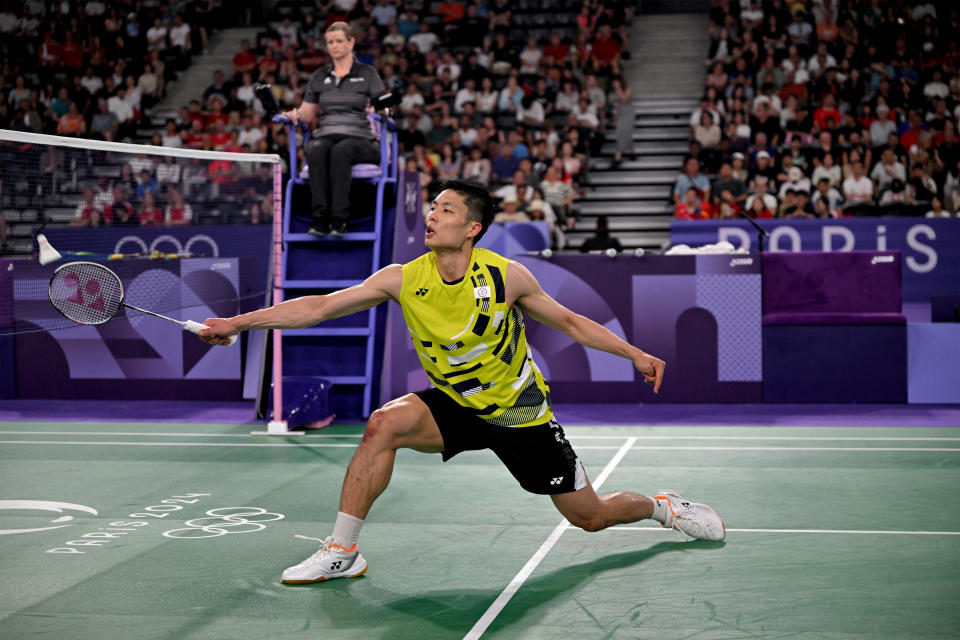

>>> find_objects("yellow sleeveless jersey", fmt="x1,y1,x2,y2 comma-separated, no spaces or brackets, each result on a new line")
399,247,554,428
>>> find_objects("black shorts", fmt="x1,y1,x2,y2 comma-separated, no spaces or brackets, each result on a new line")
414,388,587,495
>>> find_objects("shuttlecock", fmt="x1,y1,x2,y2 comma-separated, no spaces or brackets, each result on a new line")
37,234,62,265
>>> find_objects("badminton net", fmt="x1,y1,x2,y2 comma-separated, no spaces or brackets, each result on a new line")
0,129,282,337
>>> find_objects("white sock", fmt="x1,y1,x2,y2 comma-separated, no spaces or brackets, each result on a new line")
651,498,670,524
331,511,364,548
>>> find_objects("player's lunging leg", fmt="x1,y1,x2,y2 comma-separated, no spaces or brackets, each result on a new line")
553,482,725,541
281,394,444,584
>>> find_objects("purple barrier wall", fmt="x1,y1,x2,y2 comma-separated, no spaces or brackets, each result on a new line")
10,258,247,400
382,250,763,405
672,218,960,302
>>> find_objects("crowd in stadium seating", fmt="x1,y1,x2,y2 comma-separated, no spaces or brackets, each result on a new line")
0,1,248,241
153,0,634,245
676,0,960,220
1,0,633,245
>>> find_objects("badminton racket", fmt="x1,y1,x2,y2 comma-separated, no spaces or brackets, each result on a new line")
48,261,237,345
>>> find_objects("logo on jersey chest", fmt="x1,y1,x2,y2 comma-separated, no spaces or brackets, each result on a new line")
415,288,429,296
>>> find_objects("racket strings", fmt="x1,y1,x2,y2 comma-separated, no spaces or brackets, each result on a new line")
49,262,124,325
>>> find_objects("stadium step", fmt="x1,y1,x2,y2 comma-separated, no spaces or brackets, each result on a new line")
569,215,673,232
584,170,677,185
626,130,689,142
565,230,673,251
589,156,684,171
601,141,690,155
631,117,690,128
577,201,674,215
584,185,672,200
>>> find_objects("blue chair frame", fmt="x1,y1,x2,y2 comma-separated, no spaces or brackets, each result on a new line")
272,112,399,416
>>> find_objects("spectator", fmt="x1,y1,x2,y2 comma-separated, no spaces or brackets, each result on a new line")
146,18,167,54
70,188,104,227
491,144,520,183
168,14,192,66
233,39,257,77
494,196,529,223
156,156,182,186
811,176,844,212
409,22,440,54
713,161,748,208
779,166,811,198
745,175,778,212
494,169,535,201
843,161,874,205
871,148,907,194
462,147,491,185
675,187,713,219
107,186,137,226
90,98,119,141
746,192,775,218
57,102,86,136
673,157,711,204
540,165,577,226
138,63,160,109
693,111,721,147
165,187,193,226
925,196,952,218
811,152,842,187
136,169,159,199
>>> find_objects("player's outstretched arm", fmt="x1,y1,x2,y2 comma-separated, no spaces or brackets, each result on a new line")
508,261,665,393
198,264,402,345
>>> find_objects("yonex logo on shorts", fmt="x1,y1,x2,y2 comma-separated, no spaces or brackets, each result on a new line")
550,477,563,485
415,288,429,296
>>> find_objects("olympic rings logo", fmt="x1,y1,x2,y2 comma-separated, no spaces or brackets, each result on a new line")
162,507,284,539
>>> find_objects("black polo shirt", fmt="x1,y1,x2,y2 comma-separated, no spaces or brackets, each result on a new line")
304,59,385,141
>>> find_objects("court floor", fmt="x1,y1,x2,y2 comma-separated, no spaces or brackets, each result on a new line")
1,418,958,639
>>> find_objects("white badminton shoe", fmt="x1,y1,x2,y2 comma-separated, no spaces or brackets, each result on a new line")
655,490,726,541
281,535,368,584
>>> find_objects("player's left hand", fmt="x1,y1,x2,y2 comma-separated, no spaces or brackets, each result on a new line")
633,351,665,394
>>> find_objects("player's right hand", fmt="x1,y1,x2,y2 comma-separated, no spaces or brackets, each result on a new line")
199,318,239,346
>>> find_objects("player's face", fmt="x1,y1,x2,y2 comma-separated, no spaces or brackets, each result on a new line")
425,189,479,250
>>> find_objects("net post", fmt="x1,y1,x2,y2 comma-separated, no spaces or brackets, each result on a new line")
255,162,302,435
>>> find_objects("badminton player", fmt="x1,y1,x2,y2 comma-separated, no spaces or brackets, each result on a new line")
199,180,725,584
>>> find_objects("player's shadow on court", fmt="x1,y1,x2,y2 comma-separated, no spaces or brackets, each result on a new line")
382,539,723,635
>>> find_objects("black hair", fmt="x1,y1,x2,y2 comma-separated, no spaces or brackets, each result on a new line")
433,180,497,245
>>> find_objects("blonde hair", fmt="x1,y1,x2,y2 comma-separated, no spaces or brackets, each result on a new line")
325,21,354,40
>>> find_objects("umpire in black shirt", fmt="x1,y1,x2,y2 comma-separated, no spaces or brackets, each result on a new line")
282,22,385,236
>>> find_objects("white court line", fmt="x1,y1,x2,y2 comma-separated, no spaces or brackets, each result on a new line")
2,431,957,442
0,431,362,438
0,440,358,447
576,446,960,452
463,437,638,640
0,440,958,452
568,435,960,442
586,526,960,536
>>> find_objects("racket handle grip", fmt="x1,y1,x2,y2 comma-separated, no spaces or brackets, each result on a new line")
183,320,238,346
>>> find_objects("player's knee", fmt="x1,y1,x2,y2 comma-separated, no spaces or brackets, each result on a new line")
567,514,608,533
363,407,403,445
